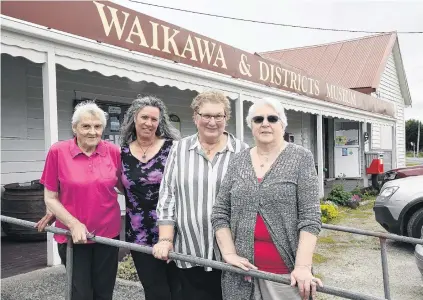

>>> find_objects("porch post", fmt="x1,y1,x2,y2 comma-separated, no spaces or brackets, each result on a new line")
362,122,369,187
316,114,324,198
42,50,61,266
392,124,397,169
235,93,244,141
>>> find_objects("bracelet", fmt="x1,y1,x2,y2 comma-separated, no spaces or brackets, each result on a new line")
158,238,173,244
295,264,312,269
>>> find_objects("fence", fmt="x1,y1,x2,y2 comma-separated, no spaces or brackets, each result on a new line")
1,215,423,300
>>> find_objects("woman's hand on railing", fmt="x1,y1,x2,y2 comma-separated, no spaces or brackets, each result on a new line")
68,220,89,244
152,239,173,262
222,253,258,272
290,265,323,300
35,210,56,232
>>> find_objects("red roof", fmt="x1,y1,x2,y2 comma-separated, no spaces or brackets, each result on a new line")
258,32,397,91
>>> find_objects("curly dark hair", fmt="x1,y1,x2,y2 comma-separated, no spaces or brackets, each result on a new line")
120,95,180,146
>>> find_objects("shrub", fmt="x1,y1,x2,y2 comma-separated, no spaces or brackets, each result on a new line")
321,203,339,223
326,184,352,206
117,254,139,282
346,194,361,209
350,186,362,197
362,188,379,200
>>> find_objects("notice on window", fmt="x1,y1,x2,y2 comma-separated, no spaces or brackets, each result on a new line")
108,106,121,114
342,148,348,156
336,136,347,146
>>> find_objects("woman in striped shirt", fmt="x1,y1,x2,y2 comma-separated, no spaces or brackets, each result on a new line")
153,90,248,300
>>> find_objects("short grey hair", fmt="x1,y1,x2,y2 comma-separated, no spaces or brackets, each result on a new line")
191,90,231,121
120,95,180,146
246,97,288,129
72,101,107,128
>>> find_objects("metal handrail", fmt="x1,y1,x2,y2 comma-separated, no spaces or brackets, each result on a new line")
322,223,423,300
2,215,422,300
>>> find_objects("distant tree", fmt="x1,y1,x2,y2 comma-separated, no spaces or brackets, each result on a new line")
406,119,422,151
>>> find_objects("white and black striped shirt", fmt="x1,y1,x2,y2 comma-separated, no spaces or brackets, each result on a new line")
157,132,248,270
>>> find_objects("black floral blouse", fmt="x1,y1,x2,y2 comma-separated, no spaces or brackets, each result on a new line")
121,139,173,246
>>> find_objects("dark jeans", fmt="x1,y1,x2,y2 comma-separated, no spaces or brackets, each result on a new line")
178,267,222,300
57,237,119,300
131,251,182,300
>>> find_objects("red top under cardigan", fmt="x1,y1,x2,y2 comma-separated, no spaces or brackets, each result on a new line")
254,178,289,274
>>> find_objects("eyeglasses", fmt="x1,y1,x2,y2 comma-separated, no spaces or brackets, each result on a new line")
252,115,280,124
197,112,226,123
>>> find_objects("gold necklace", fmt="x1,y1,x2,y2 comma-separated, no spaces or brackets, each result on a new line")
257,151,269,168
257,144,284,168
200,138,221,155
136,139,155,159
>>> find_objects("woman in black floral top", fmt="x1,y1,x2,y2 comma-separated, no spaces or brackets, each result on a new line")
121,140,172,245
120,95,181,300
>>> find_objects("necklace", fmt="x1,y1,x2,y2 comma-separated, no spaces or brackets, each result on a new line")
257,143,285,168
258,155,269,168
136,139,155,159
200,138,221,155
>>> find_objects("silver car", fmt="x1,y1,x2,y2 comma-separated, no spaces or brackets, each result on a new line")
374,175,423,238
416,227,423,280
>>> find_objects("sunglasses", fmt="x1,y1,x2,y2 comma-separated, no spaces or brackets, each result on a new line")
252,115,280,124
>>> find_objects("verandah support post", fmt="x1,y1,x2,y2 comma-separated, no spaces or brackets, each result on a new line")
42,50,61,266
362,122,369,188
316,114,324,199
235,93,244,142
66,239,73,300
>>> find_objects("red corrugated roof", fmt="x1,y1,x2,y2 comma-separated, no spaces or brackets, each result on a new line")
259,32,397,90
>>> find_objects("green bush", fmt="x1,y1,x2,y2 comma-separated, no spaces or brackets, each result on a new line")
326,184,352,206
321,203,339,223
350,186,362,197
117,254,139,282
362,188,379,200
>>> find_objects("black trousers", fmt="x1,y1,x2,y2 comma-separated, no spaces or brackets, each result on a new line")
131,251,182,300
178,267,222,300
57,237,119,300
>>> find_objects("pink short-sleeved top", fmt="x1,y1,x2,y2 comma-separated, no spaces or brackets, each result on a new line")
40,138,121,244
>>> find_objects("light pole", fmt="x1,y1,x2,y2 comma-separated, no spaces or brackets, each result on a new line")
411,141,415,157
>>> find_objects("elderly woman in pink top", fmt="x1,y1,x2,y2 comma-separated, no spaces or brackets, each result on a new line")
37,101,121,300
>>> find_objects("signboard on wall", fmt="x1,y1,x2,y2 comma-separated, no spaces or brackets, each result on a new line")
2,1,395,117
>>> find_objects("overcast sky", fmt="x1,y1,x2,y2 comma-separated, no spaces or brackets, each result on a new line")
118,0,422,121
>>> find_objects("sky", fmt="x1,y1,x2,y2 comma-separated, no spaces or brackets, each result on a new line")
117,0,422,121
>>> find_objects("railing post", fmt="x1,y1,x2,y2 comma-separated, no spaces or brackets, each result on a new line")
66,239,73,300
379,238,391,300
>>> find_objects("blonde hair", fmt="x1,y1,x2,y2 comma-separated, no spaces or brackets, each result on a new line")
191,90,231,121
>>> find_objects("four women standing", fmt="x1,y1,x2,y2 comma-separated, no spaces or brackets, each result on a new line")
37,93,323,300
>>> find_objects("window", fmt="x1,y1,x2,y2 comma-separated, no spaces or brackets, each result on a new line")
335,121,359,146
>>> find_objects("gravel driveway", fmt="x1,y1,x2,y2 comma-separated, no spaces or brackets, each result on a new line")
314,202,423,300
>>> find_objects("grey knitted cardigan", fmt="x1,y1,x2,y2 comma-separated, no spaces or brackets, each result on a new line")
211,143,322,300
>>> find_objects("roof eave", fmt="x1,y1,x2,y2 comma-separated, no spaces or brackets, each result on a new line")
392,39,413,106
371,33,398,89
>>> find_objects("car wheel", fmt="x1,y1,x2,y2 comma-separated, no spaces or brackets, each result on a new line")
371,174,384,191
407,208,423,238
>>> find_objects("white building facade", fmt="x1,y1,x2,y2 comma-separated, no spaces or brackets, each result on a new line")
1,1,406,265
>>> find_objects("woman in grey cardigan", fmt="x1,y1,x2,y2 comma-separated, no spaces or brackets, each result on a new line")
211,97,323,300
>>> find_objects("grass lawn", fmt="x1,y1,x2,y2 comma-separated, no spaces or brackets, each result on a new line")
406,162,421,167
